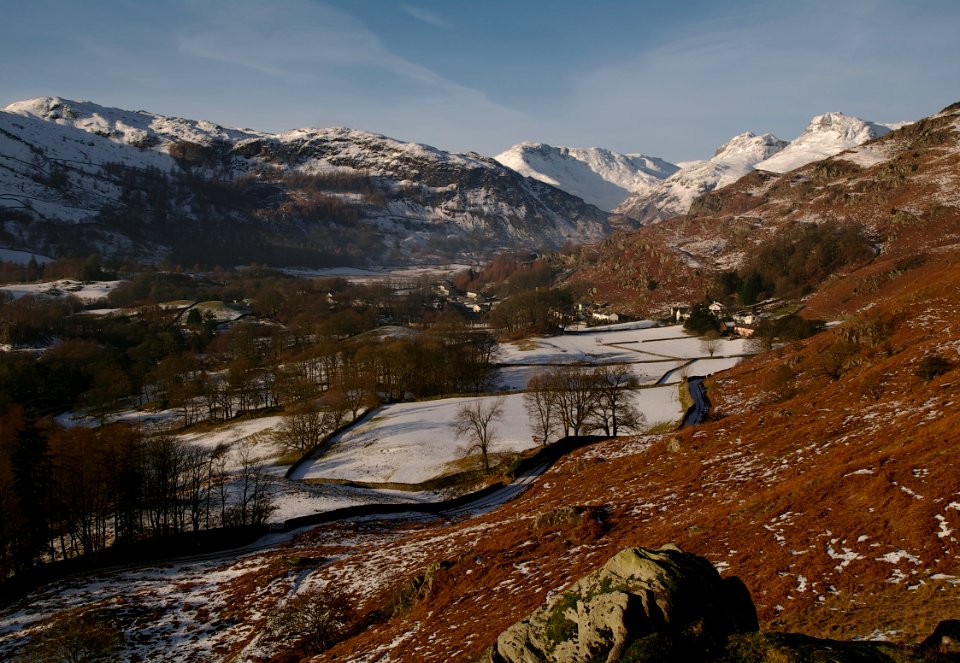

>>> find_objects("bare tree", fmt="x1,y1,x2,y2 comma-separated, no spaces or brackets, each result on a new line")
524,372,560,446
277,407,330,454
590,365,645,436
225,437,276,527
553,365,600,436
452,397,506,471
700,335,722,359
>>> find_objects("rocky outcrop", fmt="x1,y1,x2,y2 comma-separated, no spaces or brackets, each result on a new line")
484,545,757,662
481,545,946,662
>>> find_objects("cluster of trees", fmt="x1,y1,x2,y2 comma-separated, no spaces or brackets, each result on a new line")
683,302,723,335
487,288,576,335
452,253,555,297
0,264,504,420
0,258,43,285
714,221,876,305
523,364,645,444
449,365,646,474
0,410,275,579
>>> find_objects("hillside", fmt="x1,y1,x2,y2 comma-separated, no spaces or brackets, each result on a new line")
565,101,960,318
306,250,960,661
0,97,615,267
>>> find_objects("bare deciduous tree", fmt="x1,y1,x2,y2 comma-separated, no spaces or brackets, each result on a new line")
277,407,329,453
452,397,506,471
700,335,722,359
590,364,645,437
524,372,559,446
224,437,276,527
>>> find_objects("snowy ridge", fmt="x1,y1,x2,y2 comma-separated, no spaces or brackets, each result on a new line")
615,132,788,223
4,96,268,148
0,96,612,265
494,142,678,211
755,112,892,174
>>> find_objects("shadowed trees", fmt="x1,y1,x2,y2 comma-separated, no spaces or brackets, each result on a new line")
523,365,645,443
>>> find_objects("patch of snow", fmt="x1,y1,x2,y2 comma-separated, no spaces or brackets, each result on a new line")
936,514,954,539
826,543,862,571
876,549,922,565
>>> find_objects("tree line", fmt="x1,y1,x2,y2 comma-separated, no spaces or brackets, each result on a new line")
0,411,275,580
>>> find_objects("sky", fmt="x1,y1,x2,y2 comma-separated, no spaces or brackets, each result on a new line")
2,0,959,162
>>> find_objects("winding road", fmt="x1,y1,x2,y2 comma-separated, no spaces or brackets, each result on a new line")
681,376,710,427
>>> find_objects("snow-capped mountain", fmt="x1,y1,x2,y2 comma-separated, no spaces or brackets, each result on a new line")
754,112,892,173
615,132,788,224
614,111,894,224
0,97,614,267
494,142,678,211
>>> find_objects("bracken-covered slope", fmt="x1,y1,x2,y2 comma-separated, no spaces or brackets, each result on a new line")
0,97,615,267
566,101,960,318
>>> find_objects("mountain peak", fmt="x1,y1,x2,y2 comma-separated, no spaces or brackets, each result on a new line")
494,142,678,211
756,111,890,173
712,132,787,162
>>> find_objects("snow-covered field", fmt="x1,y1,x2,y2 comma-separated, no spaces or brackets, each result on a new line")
0,278,123,303
292,386,684,486
47,322,747,524
293,395,537,484
498,323,750,388
0,248,52,264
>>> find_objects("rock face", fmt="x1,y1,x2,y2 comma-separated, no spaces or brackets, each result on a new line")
483,545,945,662
486,545,757,662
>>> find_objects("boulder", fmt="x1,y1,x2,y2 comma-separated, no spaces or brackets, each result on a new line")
917,620,960,659
487,545,757,663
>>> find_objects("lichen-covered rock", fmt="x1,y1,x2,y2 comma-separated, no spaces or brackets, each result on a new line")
487,545,757,663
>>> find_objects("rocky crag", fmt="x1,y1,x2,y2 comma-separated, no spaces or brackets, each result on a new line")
482,545,957,662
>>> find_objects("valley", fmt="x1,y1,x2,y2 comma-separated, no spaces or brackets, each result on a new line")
0,96,959,661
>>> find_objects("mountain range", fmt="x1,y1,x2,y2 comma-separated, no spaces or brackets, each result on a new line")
0,97,901,268
561,101,960,318
496,112,896,222
0,97,615,267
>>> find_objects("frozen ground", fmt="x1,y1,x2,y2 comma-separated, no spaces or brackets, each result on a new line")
292,386,684,486
0,278,123,303
498,324,750,389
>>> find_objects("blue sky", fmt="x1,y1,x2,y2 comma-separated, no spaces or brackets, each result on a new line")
2,0,958,161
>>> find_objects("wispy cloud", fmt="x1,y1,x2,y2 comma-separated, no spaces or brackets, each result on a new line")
400,4,450,28
172,0,533,151
552,0,960,159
